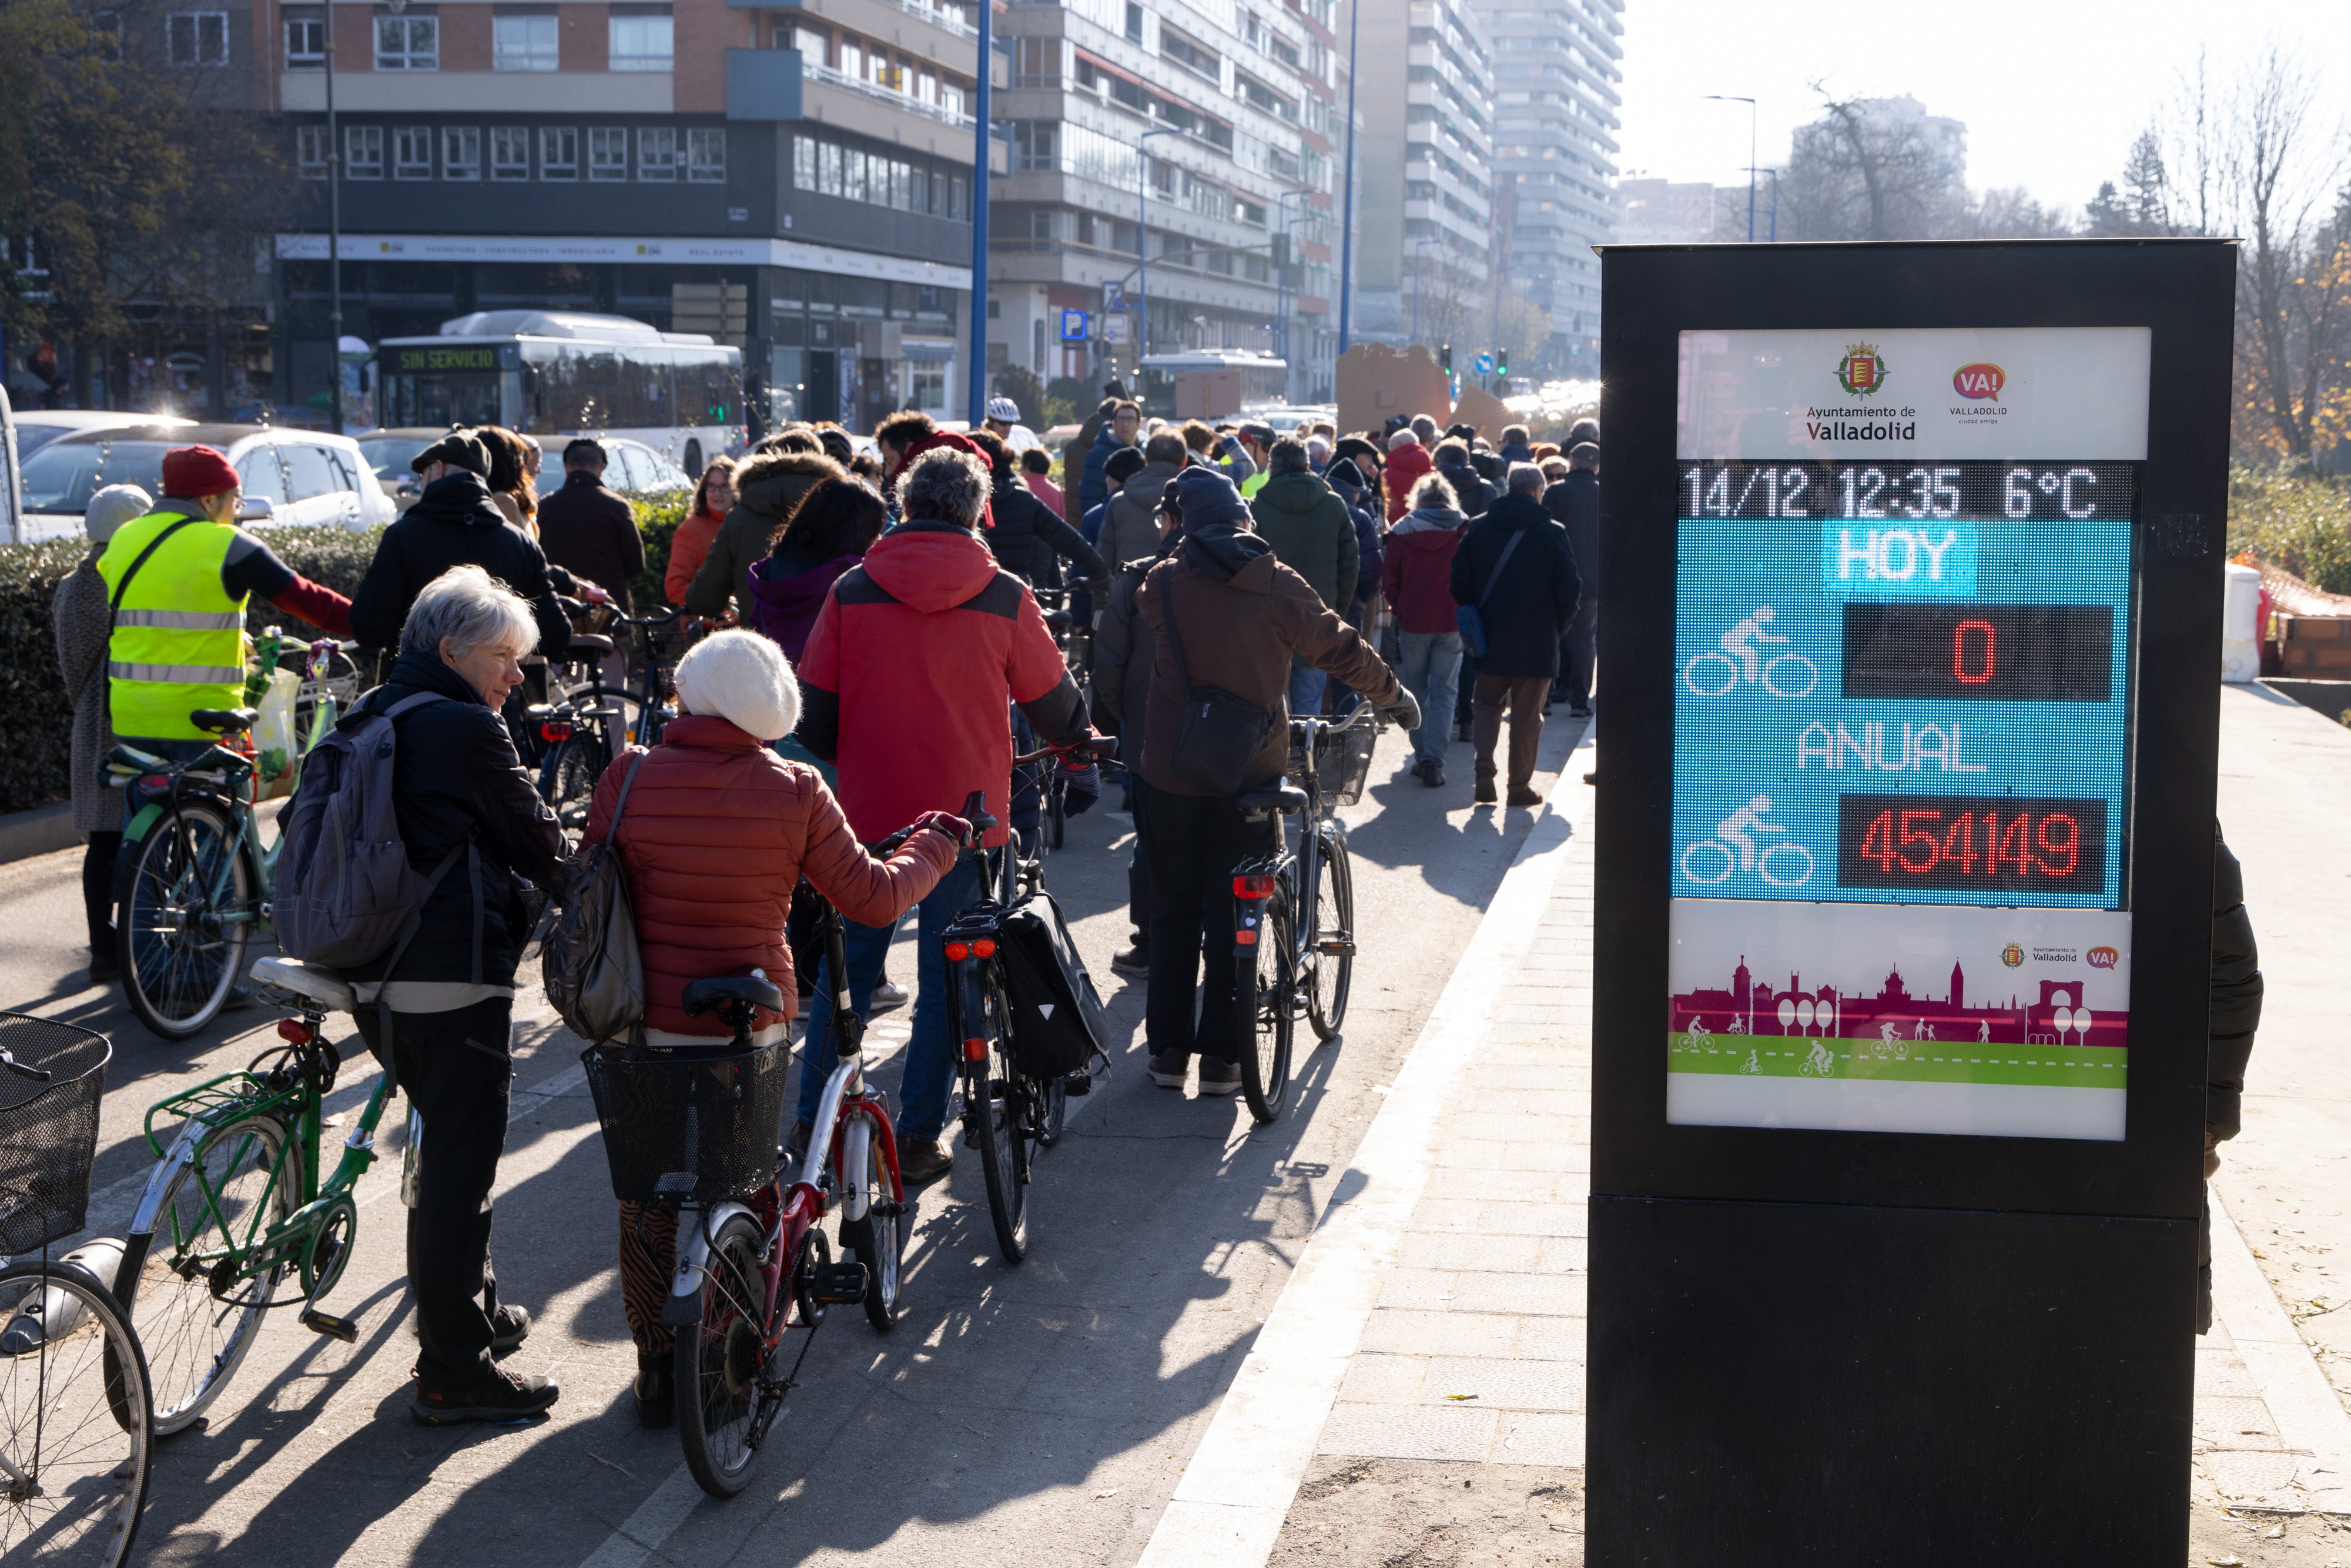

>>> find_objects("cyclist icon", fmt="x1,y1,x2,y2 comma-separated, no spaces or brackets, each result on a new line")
1682,605,1818,698
1717,793,1780,872
1679,794,1816,887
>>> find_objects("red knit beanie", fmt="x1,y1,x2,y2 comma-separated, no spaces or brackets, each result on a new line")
160,445,240,498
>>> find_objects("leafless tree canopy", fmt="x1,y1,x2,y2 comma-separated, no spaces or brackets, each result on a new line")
1781,93,1967,242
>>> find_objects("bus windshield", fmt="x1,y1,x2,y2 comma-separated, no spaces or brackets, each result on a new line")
379,368,504,429
520,342,738,433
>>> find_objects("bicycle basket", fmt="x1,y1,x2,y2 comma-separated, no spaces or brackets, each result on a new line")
582,1037,789,1204
1308,717,1379,807
0,1014,112,1255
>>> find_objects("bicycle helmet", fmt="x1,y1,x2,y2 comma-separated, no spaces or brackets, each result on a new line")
984,397,1022,423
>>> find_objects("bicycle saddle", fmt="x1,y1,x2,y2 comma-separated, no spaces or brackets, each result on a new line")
189,707,258,735
1044,609,1074,632
682,974,785,1017
565,633,616,659
1236,785,1308,816
250,956,359,1015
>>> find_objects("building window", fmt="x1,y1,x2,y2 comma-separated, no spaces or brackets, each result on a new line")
588,128,629,180
609,7,672,71
540,126,578,179
838,38,860,78
491,126,531,179
296,124,331,178
1124,1,1142,42
345,125,384,179
443,126,480,179
374,14,437,70
686,128,725,183
791,26,825,62
167,11,229,66
284,13,324,67
1160,26,1219,82
394,125,433,179
639,126,677,181
492,12,557,71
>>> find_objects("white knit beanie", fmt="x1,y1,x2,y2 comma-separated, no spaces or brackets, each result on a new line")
1387,428,1422,451
86,484,155,544
672,629,800,742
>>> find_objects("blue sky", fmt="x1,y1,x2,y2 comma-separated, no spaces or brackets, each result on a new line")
1616,0,2350,216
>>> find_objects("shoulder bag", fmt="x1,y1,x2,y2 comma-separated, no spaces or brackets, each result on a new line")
1454,528,1525,661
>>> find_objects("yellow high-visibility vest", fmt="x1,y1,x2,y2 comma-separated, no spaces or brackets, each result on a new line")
96,508,249,741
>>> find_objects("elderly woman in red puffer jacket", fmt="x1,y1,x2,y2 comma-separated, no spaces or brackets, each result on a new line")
582,628,964,1426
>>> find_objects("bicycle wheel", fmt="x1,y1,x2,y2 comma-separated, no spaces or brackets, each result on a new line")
838,1121,907,1333
117,1115,297,1435
0,1259,153,1567
1305,830,1354,1041
1240,898,1298,1125
115,802,253,1040
969,993,1030,1264
540,735,610,832
675,1211,799,1499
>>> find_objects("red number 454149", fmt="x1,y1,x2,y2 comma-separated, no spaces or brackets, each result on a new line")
1856,808,2079,877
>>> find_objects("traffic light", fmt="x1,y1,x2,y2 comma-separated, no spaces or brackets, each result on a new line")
1440,343,1453,373
1497,345,1510,375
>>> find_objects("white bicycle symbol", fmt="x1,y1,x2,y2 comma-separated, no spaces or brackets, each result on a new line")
1682,650,1820,698
1680,839,1814,887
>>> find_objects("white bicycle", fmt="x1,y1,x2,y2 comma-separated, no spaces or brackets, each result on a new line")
1679,839,1815,887
1682,651,1819,699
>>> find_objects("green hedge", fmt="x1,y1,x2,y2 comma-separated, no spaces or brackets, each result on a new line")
2227,464,2351,595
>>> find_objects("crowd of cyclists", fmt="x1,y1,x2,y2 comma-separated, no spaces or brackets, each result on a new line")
49,385,1599,1431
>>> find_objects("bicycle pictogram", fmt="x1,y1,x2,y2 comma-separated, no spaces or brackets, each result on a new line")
1683,605,1819,698
1679,794,1814,887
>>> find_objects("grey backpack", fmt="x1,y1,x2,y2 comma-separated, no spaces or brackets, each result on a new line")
541,751,649,1046
273,692,463,970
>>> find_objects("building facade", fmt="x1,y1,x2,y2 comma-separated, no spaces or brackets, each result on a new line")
1472,0,1616,376
1348,0,1491,354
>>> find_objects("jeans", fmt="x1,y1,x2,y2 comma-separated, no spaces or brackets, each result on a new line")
797,854,985,1143
1286,665,1328,720
1141,783,1281,1061
352,996,513,1388
1395,631,1463,765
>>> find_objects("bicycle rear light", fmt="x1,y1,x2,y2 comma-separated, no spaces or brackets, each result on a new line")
945,941,971,961
1234,875,1277,899
963,1036,988,1061
139,774,172,793
1234,929,1258,946
276,1018,313,1044
539,721,574,742
971,939,996,959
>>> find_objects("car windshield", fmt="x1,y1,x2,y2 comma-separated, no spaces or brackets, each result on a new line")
21,440,180,513
355,437,423,481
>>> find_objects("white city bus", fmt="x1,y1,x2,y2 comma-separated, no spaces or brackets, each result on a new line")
1137,351,1291,420
376,310,745,477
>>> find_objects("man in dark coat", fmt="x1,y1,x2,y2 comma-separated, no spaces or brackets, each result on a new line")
1077,397,1141,517
1543,442,1602,716
1450,464,1579,807
350,435,570,660
1433,438,1496,518
537,439,647,612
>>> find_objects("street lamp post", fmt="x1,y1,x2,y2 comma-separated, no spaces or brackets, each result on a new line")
1138,129,1186,372
965,0,993,424
1705,94,1757,243
1274,188,1314,373
1337,0,1360,355
324,0,344,432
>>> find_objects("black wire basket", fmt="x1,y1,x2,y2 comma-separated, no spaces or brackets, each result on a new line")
1298,715,1379,808
582,1038,789,1204
0,1014,112,1256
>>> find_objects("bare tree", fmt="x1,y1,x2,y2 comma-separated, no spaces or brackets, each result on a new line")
1783,89,1967,242
1957,187,2074,240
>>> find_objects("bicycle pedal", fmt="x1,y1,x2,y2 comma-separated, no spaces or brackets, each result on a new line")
809,1262,869,1304
301,1308,359,1343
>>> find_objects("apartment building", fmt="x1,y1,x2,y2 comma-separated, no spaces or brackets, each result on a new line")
247,0,982,429
990,0,1346,406
1473,0,1616,375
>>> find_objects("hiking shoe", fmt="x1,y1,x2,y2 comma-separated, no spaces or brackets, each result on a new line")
1421,760,1445,788
1195,1058,1243,1097
898,1138,954,1185
1408,755,1431,783
411,1368,560,1426
490,1304,530,1358
872,979,909,1014
1508,787,1545,809
1111,943,1151,978
634,1357,675,1429
784,1119,814,1167
1475,778,1498,805
1148,1050,1191,1089
1569,702,1592,719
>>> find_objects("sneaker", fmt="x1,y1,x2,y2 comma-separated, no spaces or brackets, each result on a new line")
1111,944,1151,978
88,953,120,984
898,1137,954,1185
872,979,909,1015
1195,1058,1243,1097
411,1368,560,1426
784,1119,813,1165
490,1303,530,1358
1421,760,1445,788
1569,702,1592,719
634,1356,674,1429
1408,755,1431,783
1475,778,1498,805
1148,1050,1190,1089
1508,786,1545,808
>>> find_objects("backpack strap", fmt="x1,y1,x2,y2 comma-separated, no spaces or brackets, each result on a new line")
1475,529,1526,612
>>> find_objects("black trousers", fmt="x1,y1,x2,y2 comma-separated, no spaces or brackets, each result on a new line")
1127,778,1154,943
1555,598,1598,706
83,832,120,953
1142,783,1280,1063
354,995,513,1388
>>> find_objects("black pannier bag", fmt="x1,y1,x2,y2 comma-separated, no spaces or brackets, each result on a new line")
995,892,1113,1078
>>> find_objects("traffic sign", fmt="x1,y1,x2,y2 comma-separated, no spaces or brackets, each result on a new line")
1101,280,1127,312
1100,314,1131,344
1059,309,1090,343
1473,352,1495,374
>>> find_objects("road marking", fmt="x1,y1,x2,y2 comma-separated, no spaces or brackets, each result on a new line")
1136,741,1596,1568
578,1460,709,1568
2209,1185,2351,1512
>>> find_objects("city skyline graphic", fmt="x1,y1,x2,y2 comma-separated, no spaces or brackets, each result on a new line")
1668,953,2128,1051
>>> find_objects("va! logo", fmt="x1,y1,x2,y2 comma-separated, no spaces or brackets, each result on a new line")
1952,362,2005,400
1837,343,1888,397
2087,946,2119,969
2000,942,2024,968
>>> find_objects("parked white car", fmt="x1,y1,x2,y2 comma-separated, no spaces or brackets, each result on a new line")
530,434,695,497
13,409,197,461
18,423,396,540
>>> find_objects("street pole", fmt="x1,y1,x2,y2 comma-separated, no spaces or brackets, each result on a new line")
325,0,344,433
964,0,992,424
1706,94,1757,243
1139,129,1184,377
1337,0,1360,355
1275,188,1312,380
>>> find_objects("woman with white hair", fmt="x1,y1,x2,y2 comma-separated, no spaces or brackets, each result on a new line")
581,628,967,1428
343,564,570,1428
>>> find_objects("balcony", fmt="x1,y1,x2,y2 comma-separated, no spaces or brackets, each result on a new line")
279,69,674,113
728,49,803,120
804,59,973,129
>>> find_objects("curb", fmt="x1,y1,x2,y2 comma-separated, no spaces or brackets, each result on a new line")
0,801,79,866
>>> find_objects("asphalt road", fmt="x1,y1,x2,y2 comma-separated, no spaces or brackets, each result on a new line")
0,716,1582,1567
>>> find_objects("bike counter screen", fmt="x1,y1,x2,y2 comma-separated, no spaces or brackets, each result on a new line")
1665,327,2146,1143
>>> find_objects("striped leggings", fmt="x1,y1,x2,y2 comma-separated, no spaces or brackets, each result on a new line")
617,1202,678,1358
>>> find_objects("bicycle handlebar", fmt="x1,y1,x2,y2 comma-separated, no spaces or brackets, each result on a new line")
1012,735,1118,767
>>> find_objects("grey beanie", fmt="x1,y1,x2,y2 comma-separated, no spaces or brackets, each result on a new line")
86,484,155,544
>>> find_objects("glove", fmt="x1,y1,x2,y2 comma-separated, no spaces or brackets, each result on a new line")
907,810,973,849
1380,688,1424,732
1057,759,1101,817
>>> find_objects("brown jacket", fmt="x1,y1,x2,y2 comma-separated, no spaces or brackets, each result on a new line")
1135,548,1401,796
682,449,843,622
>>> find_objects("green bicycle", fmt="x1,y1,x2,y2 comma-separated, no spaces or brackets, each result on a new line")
109,957,393,1435
106,636,359,1040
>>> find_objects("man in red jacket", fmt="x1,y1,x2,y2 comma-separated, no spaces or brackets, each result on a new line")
796,445,1089,1182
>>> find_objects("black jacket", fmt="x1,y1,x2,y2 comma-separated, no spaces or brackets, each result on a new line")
1449,493,1580,679
1543,470,1602,601
2208,823,2264,1145
539,470,646,609
342,652,567,989
350,473,571,657
1437,460,1497,519
989,480,1110,590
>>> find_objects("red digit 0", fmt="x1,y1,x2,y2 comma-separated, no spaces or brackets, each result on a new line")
1953,619,1995,685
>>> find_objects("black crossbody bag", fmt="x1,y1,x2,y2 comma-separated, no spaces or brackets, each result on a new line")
1156,567,1279,796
